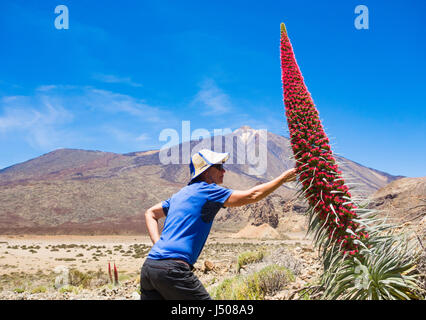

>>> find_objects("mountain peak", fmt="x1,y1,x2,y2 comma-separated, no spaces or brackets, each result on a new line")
235,125,254,132
232,125,259,144
233,125,258,135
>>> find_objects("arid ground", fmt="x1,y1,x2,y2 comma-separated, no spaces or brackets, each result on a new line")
0,231,321,300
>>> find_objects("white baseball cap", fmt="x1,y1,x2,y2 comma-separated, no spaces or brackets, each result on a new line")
189,149,230,181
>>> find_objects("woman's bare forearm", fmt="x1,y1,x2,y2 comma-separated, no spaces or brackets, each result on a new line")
224,168,297,207
249,168,296,202
145,211,161,244
145,204,165,244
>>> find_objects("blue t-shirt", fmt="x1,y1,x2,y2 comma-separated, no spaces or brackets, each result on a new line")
147,181,233,266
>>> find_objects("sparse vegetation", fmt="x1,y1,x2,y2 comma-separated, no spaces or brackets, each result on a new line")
0,238,325,300
31,286,47,294
59,285,77,294
55,258,76,261
210,264,295,300
236,249,266,273
256,265,295,295
68,269,92,288
13,288,25,294
67,268,108,289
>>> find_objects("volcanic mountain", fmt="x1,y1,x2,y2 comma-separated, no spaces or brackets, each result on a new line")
0,126,403,235
368,176,426,224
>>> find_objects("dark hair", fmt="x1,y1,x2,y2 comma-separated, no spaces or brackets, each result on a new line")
188,172,206,185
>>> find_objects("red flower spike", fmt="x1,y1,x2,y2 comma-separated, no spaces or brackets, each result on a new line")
280,23,365,255
113,262,119,286
108,262,113,284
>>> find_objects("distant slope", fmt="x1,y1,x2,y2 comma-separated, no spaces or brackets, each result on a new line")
368,176,426,223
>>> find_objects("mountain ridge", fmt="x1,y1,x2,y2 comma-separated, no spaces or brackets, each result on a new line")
0,126,404,235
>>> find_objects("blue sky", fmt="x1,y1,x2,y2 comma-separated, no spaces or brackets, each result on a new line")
0,0,425,177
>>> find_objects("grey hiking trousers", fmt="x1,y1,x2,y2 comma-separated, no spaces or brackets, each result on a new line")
140,258,211,300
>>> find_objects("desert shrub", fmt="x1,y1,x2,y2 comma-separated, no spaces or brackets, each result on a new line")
210,277,257,300
31,286,47,294
266,247,303,276
255,265,295,295
131,245,149,259
59,285,78,294
68,269,107,288
13,288,25,293
67,268,108,289
236,249,266,272
55,258,76,261
210,264,294,300
68,269,92,288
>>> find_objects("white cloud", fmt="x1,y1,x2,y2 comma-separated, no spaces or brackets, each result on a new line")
136,133,150,141
0,94,74,149
100,126,152,150
191,79,233,115
36,85,58,92
92,73,143,87
82,87,167,123
103,126,134,142
0,85,175,153
31,85,170,124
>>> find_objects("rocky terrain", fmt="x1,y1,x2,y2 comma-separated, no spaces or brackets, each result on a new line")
0,173,424,300
368,176,426,225
366,176,426,249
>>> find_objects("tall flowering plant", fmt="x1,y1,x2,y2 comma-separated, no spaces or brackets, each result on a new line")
280,23,422,299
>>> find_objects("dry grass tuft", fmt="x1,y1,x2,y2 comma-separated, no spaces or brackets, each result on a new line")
210,264,294,300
